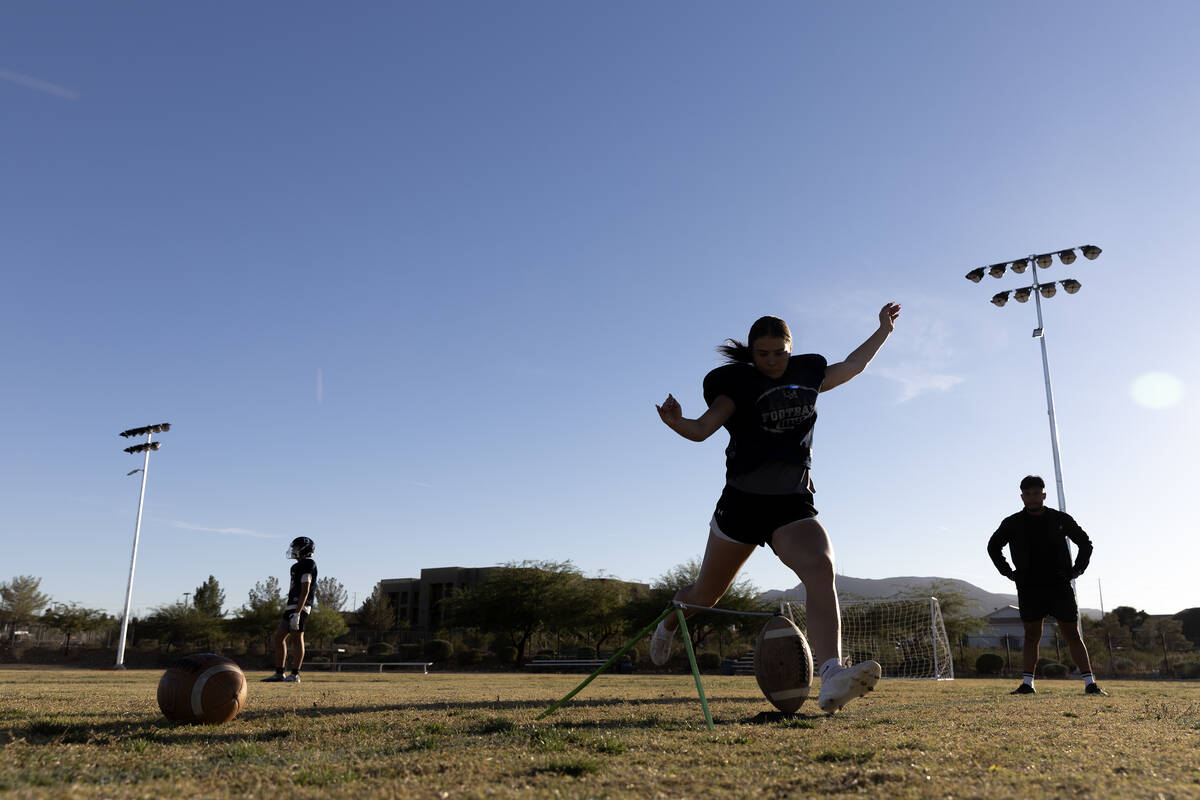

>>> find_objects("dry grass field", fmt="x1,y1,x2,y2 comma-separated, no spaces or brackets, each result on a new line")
1,665,1198,799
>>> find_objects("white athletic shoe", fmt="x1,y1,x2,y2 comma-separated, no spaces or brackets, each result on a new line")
818,660,881,714
283,674,301,683
649,622,676,666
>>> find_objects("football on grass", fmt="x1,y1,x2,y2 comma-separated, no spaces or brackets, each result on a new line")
157,653,247,725
754,615,813,713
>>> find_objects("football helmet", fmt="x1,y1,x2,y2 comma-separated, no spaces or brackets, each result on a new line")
286,536,315,559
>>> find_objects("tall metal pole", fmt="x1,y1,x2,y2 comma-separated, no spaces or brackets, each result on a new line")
969,248,1098,638
1038,336,1066,510
115,433,153,668
1029,260,1068,512
1028,263,1081,634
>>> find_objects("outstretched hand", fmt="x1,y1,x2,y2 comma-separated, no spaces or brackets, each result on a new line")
879,302,901,333
656,394,682,429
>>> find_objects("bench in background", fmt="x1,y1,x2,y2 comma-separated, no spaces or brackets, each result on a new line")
306,661,433,674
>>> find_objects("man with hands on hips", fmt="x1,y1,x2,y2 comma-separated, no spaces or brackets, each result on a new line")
987,476,1107,696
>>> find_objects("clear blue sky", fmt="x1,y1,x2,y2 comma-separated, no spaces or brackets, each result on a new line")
4,2,1197,619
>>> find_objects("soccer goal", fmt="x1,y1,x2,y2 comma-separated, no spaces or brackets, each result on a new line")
780,597,955,680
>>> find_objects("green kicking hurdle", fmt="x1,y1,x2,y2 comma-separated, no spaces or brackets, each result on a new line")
537,601,778,730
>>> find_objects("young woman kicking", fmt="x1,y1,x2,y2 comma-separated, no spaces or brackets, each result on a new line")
654,302,900,713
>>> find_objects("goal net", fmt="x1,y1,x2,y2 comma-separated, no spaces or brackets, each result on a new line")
780,597,954,680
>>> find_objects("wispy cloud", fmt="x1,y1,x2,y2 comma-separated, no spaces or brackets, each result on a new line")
171,521,280,539
0,68,80,100
876,365,965,403
805,292,966,403
877,308,966,401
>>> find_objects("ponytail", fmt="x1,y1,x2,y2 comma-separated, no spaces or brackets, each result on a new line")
717,339,753,363
717,316,792,364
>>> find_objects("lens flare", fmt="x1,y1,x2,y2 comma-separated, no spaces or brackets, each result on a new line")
1130,372,1185,410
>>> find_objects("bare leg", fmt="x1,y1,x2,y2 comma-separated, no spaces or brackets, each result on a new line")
661,531,756,633
1058,622,1092,674
272,628,288,669
1022,620,1043,674
291,633,306,671
770,518,839,665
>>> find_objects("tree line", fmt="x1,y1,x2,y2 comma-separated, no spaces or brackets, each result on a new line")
331,564,1004,663
5,569,1198,671
0,574,352,654
1079,606,1199,675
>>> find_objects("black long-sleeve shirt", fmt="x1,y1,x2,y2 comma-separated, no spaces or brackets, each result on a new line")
987,507,1092,586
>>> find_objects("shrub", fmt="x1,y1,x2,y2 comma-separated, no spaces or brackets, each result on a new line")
1035,657,1055,676
397,643,421,661
625,647,639,665
576,646,596,659
427,639,453,662
456,648,484,666
1042,662,1069,678
497,646,519,664
368,642,394,657
698,652,722,671
1175,661,1200,679
975,653,1004,675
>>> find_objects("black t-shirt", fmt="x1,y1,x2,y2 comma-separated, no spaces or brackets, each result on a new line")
987,507,1092,586
703,354,827,481
287,558,318,610
1025,515,1062,577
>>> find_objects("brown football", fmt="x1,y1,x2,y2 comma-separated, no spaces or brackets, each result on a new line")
754,615,813,713
157,653,247,725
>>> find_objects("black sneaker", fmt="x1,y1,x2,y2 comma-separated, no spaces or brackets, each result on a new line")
1085,683,1108,696
261,673,286,682
1010,683,1036,695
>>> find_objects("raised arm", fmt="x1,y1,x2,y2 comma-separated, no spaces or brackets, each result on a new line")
655,394,735,442
821,302,900,392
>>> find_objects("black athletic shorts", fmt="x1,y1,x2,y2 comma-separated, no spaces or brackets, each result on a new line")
711,485,818,550
1016,581,1078,623
277,608,310,633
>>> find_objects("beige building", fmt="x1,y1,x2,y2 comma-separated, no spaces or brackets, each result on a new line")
379,566,650,639
965,605,1061,647
380,567,497,634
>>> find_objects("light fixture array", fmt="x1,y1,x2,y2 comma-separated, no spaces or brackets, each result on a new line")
965,245,1100,307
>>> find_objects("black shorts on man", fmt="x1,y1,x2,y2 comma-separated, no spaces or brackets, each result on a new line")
1017,581,1079,623
277,609,310,633
711,485,818,550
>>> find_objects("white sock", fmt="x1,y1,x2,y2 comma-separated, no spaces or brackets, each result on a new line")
1022,673,1035,688
1081,672,1095,686
819,657,843,679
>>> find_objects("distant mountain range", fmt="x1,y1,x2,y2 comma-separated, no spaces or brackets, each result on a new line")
760,575,1103,620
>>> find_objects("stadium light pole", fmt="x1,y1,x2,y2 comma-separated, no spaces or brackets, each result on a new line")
114,423,171,668
964,245,1101,512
